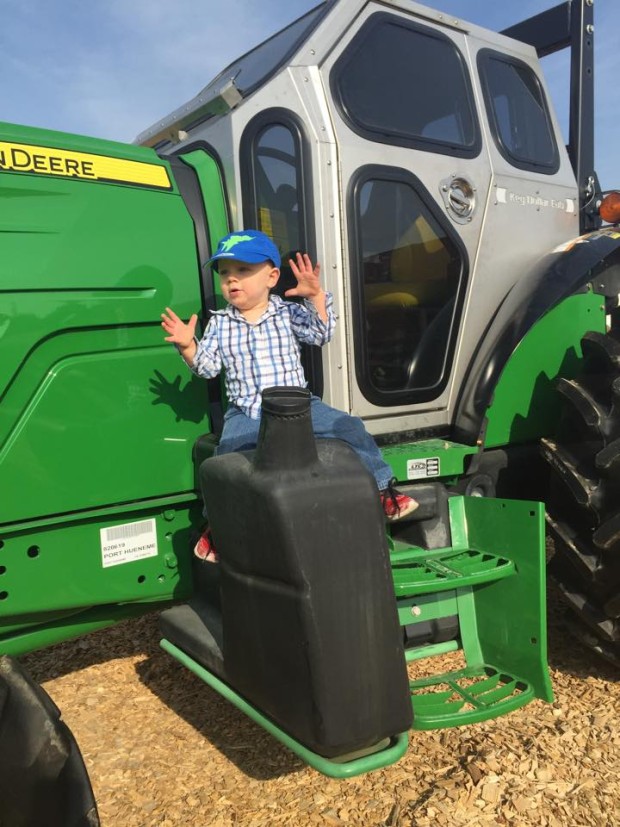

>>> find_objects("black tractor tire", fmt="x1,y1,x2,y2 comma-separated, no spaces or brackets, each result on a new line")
541,326,620,669
0,656,100,827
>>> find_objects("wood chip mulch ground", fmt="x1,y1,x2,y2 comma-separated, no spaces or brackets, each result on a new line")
22,580,619,827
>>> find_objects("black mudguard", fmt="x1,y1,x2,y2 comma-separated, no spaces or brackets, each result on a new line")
0,656,99,827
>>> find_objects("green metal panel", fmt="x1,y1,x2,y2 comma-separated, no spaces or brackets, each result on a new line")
0,501,197,614
0,602,171,659
0,125,230,651
396,592,459,626
0,329,208,521
382,439,478,483
0,127,208,525
484,291,605,447
0,500,201,655
461,496,553,703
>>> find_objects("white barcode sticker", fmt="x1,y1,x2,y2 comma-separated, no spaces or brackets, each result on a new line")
100,519,158,568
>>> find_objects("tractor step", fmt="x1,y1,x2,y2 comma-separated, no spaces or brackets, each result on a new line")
392,496,553,716
410,664,535,729
391,546,515,596
159,496,552,777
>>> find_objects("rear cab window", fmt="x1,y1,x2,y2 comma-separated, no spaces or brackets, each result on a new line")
478,49,559,174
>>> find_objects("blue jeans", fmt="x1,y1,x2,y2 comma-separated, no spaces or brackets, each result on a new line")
215,397,393,491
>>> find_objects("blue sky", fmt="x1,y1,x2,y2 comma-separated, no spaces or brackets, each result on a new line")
2,0,618,188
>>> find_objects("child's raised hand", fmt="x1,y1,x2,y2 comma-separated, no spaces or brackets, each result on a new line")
285,253,322,299
161,307,197,349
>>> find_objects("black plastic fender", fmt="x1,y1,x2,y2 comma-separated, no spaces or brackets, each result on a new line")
0,656,99,827
454,227,620,446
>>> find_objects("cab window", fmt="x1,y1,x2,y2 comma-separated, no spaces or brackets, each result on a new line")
241,110,314,296
332,13,480,158
350,168,466,405
241,110,322,392
478,50,559,173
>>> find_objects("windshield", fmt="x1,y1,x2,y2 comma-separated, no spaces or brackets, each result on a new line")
200,4,327,98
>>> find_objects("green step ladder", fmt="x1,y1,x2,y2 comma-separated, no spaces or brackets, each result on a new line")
160,494,553,777
390,495,553,731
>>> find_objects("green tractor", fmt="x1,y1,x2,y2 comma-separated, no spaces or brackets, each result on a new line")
1,0,618,816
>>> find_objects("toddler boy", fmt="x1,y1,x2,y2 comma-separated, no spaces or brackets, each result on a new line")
161,230,417,560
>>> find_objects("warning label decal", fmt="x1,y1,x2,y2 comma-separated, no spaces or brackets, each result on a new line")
100,518,158,568
0,141,171,189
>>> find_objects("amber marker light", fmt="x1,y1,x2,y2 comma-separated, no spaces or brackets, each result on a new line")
599,191,620,223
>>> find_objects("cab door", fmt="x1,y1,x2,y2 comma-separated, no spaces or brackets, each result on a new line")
321,6,492,429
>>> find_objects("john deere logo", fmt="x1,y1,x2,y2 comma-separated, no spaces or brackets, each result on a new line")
0,140,171,189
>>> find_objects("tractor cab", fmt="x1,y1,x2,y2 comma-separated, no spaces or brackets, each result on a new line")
139,0,578,440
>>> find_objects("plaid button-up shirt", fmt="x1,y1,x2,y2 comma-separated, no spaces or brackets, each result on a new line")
191,293,336,419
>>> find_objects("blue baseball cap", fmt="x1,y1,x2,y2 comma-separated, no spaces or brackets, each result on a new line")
205,229,281,270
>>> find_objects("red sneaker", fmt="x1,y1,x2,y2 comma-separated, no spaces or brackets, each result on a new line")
380,482,419,522
194,528,219,563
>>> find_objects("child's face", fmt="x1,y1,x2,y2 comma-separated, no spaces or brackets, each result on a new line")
217,259,280,313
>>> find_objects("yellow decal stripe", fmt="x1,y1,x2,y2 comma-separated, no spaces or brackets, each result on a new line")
0,141,171,189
